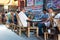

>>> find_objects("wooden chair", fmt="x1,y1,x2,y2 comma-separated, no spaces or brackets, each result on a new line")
44,17,52,40
56,19,60,32
15,13,39,37
44,17,57,40
0,13,2,24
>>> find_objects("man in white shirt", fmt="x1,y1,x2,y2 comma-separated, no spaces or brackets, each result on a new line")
55,13,60,18
54,13,60,27
18,8,31,27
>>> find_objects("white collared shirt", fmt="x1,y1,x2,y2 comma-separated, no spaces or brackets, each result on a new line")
18,11,28,27
55,13,60,18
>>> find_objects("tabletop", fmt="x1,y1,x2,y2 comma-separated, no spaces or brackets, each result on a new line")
27,19,42,22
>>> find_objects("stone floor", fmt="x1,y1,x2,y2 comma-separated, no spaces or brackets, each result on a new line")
19,32,44,40
0,24,58,40
0,24,44,40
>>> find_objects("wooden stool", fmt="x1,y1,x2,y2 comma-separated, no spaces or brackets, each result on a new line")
19,26,39,37
27,27,39,37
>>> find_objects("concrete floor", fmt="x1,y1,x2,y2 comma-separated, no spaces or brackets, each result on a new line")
0,24,57,40
0,24,26,40
0,24,43,40
19,32,43,40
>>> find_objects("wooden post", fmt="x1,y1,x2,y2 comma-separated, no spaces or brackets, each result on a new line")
44,32,47,40
19,27,21,36
58,34,60,40
18,0,20,11
27,27,30,37
36,27,39,37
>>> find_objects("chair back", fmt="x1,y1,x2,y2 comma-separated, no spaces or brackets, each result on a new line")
49,17,54,28
15,13,31,28
15,13,23,27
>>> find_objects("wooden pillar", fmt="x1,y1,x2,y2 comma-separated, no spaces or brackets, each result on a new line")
18,0,25,11
18,0,20,11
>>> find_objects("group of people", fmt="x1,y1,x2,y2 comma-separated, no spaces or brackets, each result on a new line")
18,8,60,36
0,10,18,25
0,7,60,37
20,8,60,35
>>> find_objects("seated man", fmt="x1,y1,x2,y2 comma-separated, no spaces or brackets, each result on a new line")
14,13,17,25
18,8,31,27
27,11,34,19
38,9,50,35
5,11,12,24
54,13,60,34
6,11,17,24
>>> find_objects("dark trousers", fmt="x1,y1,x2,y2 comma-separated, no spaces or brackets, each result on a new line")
38,23,45,35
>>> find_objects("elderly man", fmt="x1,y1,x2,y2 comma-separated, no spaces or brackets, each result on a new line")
54,13,60,33
18,8,31,27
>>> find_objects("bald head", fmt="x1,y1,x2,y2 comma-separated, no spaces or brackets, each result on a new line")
48,8,54,13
